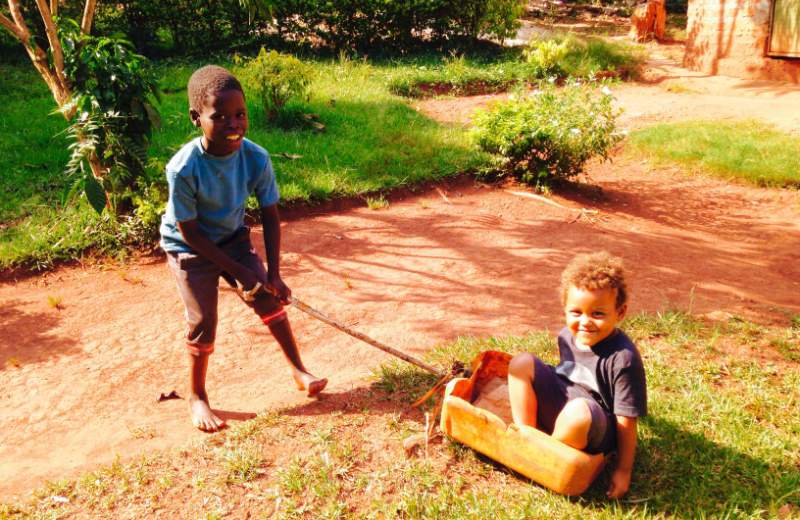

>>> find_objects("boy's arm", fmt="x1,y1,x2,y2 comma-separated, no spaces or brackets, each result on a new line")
607,415,637,499
260,204,290,303
178,219,259,289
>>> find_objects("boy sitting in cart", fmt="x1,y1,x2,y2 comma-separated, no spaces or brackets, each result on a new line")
507,252,647,498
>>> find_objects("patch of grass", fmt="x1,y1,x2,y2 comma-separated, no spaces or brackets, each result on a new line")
388,53,531,97
628,120,800,187
365,194,389,210
218,441,264,484
0,57,487,271
3,312,799,518
388,37,645,98
663,81,700,94
553,35,646,80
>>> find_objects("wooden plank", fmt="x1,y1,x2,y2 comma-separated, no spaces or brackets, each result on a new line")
769,0,800,57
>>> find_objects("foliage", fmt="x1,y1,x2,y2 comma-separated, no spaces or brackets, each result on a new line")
235,48,313,122
226,0,524,51
59,19,161,215
388,54,531,97
524,38,571,77
90,0,525,56
0,58,485,270
93,0,258,57
526,35,645,80
628,120,800,188
389,37,644,99
472,82,623,184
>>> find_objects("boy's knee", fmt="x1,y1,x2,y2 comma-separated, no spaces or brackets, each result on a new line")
508,353,536,382
560,398,593,428
186,342,215,357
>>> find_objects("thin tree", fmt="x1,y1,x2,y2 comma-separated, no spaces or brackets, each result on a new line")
1,0,105,180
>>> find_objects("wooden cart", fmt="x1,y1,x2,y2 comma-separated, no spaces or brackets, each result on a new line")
440,351,606,496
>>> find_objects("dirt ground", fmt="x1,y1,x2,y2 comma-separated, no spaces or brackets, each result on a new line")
2,49,800,501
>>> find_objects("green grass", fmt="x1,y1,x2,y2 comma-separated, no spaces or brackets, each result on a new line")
0,57,487,270
387,36,645,98
629,120,800,188
2,311,797,518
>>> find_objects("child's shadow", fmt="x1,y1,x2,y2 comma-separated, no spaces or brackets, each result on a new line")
578,415,796,515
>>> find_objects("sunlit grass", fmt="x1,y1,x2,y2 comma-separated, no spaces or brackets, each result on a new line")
0,57,487,270
2,312,798,518
629,120,800,187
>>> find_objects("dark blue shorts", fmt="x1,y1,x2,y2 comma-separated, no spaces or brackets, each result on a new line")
167,227,285,349
533,357,616,454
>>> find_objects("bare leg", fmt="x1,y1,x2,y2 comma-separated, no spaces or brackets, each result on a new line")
508,353,538,427
188,351,226,432
268,317,327,397
551,398,592,450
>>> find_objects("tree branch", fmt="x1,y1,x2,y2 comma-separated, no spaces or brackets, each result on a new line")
0,11,24,41
50,0,57,17
81,0,96,34
34,0,68,92
7,0,30,39
5,1,70,108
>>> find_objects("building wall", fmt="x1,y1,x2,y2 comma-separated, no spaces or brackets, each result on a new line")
684,0,800,82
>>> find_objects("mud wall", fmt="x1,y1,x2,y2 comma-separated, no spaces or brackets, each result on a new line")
684,0,800,82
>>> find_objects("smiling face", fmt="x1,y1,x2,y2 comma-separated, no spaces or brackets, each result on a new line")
190,88,248,157
564,285,627,349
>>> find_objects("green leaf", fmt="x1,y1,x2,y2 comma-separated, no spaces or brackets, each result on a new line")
84,174,107,215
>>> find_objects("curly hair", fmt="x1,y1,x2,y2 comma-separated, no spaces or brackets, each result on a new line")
560,252,628,309
187,65,244,112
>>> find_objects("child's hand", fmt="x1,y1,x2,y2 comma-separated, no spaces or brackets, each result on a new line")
267,273,291,304
606,467,631,499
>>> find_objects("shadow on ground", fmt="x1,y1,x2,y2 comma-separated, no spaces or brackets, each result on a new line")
0,299,79,370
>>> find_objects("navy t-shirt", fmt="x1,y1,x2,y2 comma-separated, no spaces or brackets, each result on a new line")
555,327,648,417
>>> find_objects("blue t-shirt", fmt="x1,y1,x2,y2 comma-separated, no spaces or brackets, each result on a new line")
159,137,279,253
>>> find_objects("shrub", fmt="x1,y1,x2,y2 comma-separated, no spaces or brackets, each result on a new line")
524,38,571,77
94,0,259,57
472,82,624,184
59,20,161,215
236,48,313,122
526,35,645,80
93,0,525,55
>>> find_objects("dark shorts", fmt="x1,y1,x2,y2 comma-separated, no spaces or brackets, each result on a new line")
167,227,285,350
533,357,616,454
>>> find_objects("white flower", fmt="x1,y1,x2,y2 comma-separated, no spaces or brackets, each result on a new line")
570,128,580,135
601,86,613,96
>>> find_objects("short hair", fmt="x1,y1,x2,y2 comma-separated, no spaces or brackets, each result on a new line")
187,65,244,112
560,252,628,309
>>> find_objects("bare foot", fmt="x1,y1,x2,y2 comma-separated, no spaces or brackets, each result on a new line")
292,370,328,398
190,395,226,432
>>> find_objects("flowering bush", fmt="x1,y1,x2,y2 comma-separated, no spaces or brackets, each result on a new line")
472,82,624,184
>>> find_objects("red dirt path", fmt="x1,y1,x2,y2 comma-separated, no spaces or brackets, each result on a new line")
2,52,800,500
